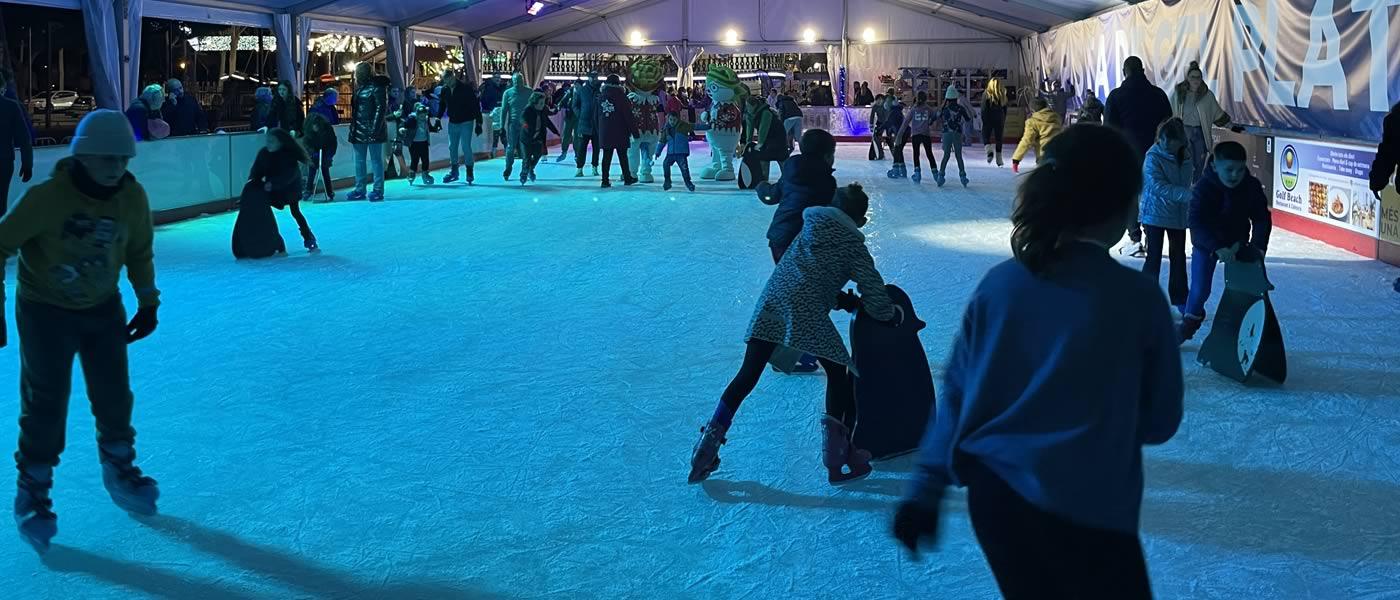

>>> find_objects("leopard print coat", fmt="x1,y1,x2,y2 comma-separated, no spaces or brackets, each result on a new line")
747,207,895,369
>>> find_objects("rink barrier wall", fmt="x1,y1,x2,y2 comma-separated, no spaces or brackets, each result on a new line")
4,123,501,224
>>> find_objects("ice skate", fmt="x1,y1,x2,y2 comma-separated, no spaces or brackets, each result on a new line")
368,190,384,202
520,172,529,186
530,171,537,182
15,465,56,553
601,179,612,188
99,444,159,517
960,173,969,187
911,167,922,184
641,172,655,184
555,152,568,163
1179,315,1204,344
935,170,947,188
821,415,872,484
346,189,368,201
887,164,902,179
575,168,585,178
986,148,994,164
1119,240,1147,258
663,179,673,191
503,167,512,181
688,420,730,484
407,170,418,185
995,151,1004,167
465,167,475,185
422,173,435,185
592,165,600,177
443,166,460,183
624,176,639,186
304,235,320,253
685,181,696,192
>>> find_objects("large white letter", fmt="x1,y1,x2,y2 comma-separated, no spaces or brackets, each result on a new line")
1297,0,1349,110
1233,0,1296,106
1352,0,1400,111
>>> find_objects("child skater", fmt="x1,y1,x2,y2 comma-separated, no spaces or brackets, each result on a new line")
894,91,936,184
251,128,318,252
0,110,163,552
1179,141,1272,342
884,95,907,179
937,85,972,187
399,102,442,185
302,111,338,203
655,110,705,191
688,183,903,485
892,125,1183,599
1012,97,1063,173
1139,118,1194,315
868,93,887,160
520,91,559,185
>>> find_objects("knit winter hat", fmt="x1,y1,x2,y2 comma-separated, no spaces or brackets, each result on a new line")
70,109,137,157
707,64,740,89
944,84,960,100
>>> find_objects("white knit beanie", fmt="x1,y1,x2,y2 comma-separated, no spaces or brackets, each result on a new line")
70,109,138,158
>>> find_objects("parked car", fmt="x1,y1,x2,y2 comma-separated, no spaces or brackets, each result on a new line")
66,95,95,116
29,90,78,111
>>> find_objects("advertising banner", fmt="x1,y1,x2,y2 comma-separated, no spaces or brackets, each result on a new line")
1024,0,1400,142
1381,186,1400,246
1272,136,1381,238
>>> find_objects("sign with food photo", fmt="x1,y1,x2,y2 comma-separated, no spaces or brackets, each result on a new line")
1272,137,1381,239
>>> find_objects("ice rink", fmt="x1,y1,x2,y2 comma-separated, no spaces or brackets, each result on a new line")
4,143,1400,599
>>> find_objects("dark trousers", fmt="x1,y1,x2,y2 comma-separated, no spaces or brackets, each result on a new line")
304,148,335,196
1142,226,1189,307
982,114,1005,155
575,134,601,168
16,297,137,468
408,140,430,172
284,200,314,243
891,137,906,164
1,161,12,211
524,142,545,175
663,154,692,184
965,462,1154,600
601,148,632,182
720,338,857,423
911,135,935,169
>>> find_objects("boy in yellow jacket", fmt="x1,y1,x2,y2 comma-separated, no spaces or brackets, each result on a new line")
0,110,161,552
1011,98,1064,173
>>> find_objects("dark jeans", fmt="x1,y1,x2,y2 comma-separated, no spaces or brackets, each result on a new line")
965,462,1154,600
601,148,632,182
982,114,1005,155
408,140,430,172
16,297,137,468
284,200,314,243
1186,125,1208,181
891,138,906,164
1184,247,1221,319
911,135,935,169
305,148,335,196
524,142,545,176
663,155,692,184
720,338,857,423
575,133,601,168
1142,226,1189,307
1,160,12,211
940,131,966,176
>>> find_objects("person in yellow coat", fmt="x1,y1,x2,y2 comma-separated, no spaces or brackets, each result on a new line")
1011,97,1064,173
0,109,162,552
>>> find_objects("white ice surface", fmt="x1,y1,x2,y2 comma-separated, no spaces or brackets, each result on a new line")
4,144,1400,600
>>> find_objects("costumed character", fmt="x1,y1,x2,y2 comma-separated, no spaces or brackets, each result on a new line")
626,58,665,183
700,65,747,181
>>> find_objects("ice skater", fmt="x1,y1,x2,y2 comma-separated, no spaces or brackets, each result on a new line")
301,111,338,203
1139,118,1194,315
981,78,1007,167
688,183,902,485
250,128,318,252
892,125,1183,599
868,93,887,160
655,110,703,191
0,110,163,552
437,69,484,185
597,74,638,188
1178,141,1272,342
936,85,972,187
894,91,936,184
519,92,559,185
884,95,907,178
1011,97,1063,174
400,103,442,185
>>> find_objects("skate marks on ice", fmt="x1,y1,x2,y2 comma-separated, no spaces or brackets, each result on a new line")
41,514,505,599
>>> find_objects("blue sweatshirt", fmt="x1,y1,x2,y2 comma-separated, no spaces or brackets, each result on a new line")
907,242,1184,534
1188,168,1272,254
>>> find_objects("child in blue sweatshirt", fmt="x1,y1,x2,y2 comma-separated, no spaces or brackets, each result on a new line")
1179,141,1272,342
655,110,706,191
893,125,1184,599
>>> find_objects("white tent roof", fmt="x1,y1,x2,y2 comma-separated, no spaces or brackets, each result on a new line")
136,0,1136,44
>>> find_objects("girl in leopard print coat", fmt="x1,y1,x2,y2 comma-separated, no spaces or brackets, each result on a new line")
688,184,902,485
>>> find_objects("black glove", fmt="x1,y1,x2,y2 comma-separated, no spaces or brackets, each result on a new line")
1230,125,1247,134
892,500,940,557
834,290,862,313
19,165,31,183
126,306,158,344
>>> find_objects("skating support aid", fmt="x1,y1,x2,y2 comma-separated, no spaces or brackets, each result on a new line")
1198,255,1287,384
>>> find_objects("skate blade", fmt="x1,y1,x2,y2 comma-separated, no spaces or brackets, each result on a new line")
16,519,56,553
109,494,158,517
687,458,721,484
829,467,873,485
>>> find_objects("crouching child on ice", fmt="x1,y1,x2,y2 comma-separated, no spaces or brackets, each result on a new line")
891,125,1183,598
688,183,904,485
0,110,163,552
1178,141,1272,343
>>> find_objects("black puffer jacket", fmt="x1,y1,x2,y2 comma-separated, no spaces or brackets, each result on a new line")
349,75,390,145
1104,73,1172,159
1370,103,1400,193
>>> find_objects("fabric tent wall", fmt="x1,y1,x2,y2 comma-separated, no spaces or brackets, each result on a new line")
385,27,406,93
404,30,417,86
297,16,313,97
665,45,704,88
846,42,1019,95
521,45,552,88
121,0,143,109
461,36,482,84
272,14,297,94
82,0,122,110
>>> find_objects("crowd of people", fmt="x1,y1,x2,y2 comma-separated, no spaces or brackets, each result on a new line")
0,50,1397,599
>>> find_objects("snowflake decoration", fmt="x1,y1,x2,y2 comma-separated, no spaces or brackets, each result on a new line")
600,99,615,117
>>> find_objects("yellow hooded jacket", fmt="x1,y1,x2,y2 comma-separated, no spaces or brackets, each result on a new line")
0,158,160,310
1012,108,1064,163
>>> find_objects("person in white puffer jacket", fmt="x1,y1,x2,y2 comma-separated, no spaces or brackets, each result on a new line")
1139,117,1195,314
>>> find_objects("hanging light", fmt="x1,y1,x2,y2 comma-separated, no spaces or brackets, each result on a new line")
724,29,739,45
526,1,544,15
862,27,877,43
629,30,645,46
802,28,816,44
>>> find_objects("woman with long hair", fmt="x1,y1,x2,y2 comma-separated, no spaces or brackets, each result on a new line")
982,78,1008,167
1171,61,1234,180
1139,118,1194,313
269,80,305,137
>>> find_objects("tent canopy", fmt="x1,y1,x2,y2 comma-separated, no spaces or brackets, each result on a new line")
142,0,1135,43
